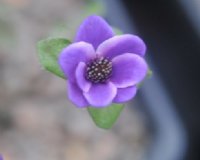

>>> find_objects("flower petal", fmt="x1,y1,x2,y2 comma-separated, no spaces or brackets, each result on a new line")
83,82,117,107
113,86,137,103
75,62,91,92
110,53,148,88
75,15,114,49
59,42,95,81
67,81,89,108
97,34,146,59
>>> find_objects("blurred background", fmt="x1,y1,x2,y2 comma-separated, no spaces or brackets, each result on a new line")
0,0,199,160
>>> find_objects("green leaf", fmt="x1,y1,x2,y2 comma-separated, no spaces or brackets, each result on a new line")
147,68,153,78
37,38,71,79
137,68,153,88
113,27,123,35
87,103,124,129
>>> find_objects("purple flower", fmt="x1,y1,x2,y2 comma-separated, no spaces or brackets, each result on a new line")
59,15,148,108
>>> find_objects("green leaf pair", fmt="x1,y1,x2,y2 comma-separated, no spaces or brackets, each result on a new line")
37,38,124,129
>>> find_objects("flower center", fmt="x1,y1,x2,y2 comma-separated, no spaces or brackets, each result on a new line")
86,57,112,83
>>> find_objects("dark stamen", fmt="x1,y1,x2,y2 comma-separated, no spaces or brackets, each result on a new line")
86,57,112,83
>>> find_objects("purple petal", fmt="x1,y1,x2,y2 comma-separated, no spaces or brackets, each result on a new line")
75,62,91,92
110,53,148,88
83,82,117,107
113,86,137,103
59,42,95,81
96,34,146,59
67,81,89,108
75,15,114,49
